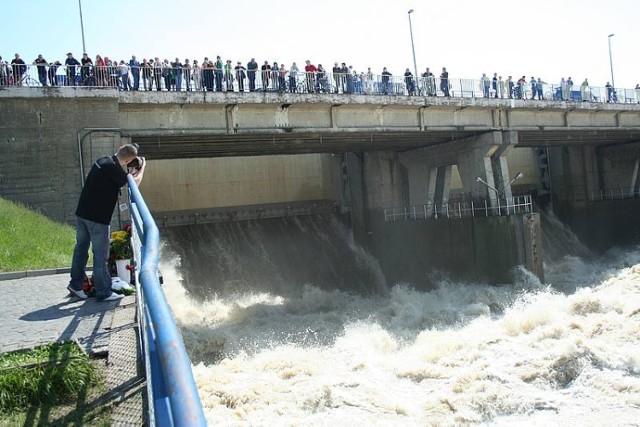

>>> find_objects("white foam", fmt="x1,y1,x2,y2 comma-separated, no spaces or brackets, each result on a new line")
161,247,640,425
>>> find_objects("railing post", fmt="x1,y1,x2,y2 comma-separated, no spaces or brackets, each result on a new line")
471,200,474,218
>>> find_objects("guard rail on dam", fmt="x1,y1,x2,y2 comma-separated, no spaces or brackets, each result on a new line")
128,176,206,426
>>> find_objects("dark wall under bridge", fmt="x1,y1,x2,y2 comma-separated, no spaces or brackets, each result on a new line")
366,213,543,289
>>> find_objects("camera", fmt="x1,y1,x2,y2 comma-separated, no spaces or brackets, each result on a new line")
127,156,144,170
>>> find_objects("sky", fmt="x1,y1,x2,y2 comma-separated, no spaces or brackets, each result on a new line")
3,0,639,89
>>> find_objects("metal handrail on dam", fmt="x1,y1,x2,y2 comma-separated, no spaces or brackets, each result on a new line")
384,195,533,221
128,176,206,426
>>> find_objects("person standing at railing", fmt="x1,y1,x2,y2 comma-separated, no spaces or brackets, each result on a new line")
364,67,374,94
260,61,271,91
635,84,640,104
214,56,224,92
160,59,171,91
68,143,146,302
48,61,60,86
129,55,140,91
81,53,93,85
560,77,568,101
95,55,106,86
118,60,130,91
0,56,8,86
203,59,215,91
440,67,450,97
567,77,574,101
422,68,435,96
65,53,80,86
11,53,26,86
529,77,537,100
279,63,288,92
491,73,498,98
404,68,415,96
184,59,192,91
153,57,162,91
33,54,48,86
235,61,246,92
192,60,201,91
224,60,235,92
480,73,490,98
172,58,183,91
332,62,341,93
141,59,152,90
289,62,298,93
580,78,590,102
247,58,258,92
605,81,614,102
506,75,513,99
343,64,352,94
271,62,279,92
498,76,505,99
381,67,392,95
537,77,545,100
304,60,317,93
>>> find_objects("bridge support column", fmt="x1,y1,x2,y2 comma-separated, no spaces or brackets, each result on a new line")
400,131,517,212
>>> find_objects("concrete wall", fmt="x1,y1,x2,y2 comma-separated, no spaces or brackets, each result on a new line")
368,213,542,287
142,154,342,213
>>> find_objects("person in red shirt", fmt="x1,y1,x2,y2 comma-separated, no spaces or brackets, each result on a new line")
304,60,317,93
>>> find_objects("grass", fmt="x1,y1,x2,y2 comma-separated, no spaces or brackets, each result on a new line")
0,342,112,425
0,197,76,272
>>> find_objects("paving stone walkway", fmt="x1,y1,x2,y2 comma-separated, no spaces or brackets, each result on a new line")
0,272,131,355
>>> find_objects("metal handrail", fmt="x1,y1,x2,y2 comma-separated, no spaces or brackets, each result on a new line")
384,195,533,222
128,176,206,427
589,187,640,201
4,63,640,104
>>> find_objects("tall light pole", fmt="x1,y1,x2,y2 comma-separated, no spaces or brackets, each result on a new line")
79,0,87,53
607,33,615,89
407,9,419,94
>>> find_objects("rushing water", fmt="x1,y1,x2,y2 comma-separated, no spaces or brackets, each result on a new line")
161,214,640,426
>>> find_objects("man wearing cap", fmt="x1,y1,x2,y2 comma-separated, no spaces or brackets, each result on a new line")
65,52,80,86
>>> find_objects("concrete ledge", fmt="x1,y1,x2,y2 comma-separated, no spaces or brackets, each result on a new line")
0,268,74,281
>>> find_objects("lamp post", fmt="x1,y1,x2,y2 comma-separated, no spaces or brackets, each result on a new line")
476,172,523,215
607,33,615,90
407,9,419,95
79,0,87,53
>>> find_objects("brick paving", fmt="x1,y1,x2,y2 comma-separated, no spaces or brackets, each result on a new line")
0,272,130,355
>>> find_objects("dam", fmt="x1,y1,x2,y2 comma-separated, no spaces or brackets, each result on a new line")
2,87,640,424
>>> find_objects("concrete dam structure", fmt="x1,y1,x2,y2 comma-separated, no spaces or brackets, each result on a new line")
1,88,639,287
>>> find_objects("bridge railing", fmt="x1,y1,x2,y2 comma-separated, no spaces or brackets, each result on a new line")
128,176,207,427
589,187,640,201
5,64,640,104
384,195,533,222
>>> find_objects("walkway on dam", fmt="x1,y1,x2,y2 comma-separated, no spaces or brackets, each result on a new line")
0,270,145,425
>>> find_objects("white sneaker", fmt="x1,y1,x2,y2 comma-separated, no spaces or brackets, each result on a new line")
67,285,88,300
102,292,125,302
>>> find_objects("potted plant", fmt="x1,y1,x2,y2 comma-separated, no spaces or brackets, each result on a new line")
109,224,133,283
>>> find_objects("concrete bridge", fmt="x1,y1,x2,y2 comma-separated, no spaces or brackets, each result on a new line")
1,88,639,283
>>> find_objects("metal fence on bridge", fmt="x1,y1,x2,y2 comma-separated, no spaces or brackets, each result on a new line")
589,187,640,202
128,176,207,427
4,64,640,105
384,195,533,222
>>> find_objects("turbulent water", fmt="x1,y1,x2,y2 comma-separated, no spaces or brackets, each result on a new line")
161,215,640,426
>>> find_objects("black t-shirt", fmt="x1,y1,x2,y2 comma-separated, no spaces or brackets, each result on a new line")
76,155,128,225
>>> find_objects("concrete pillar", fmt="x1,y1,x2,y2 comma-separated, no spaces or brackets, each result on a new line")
363,151,403,213
344,152,367,241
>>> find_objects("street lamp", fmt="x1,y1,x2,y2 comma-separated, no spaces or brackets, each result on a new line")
407,9,419,95
475,172,524,196
608,33,615,90
79,0,87,53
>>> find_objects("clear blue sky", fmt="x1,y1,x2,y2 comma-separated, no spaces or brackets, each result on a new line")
3,0,639,88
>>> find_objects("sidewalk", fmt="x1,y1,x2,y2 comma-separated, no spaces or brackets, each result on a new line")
0,272,130,355
0,271,145,425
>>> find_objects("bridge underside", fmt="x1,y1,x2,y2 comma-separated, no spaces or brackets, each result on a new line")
131,128,640,160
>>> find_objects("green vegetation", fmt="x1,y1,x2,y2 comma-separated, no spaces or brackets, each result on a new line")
0,342,111,425
0,197,75,272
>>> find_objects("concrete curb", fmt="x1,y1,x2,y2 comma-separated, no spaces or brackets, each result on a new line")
0,268,73,281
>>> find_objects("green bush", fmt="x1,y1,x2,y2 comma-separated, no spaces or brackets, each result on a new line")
0,342,94,412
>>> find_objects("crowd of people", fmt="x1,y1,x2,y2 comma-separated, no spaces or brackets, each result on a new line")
2,51,639,103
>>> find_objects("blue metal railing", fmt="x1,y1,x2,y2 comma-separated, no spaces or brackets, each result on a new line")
128,176,207,427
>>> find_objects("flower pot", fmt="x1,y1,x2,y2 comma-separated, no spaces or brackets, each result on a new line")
115,259,131,284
